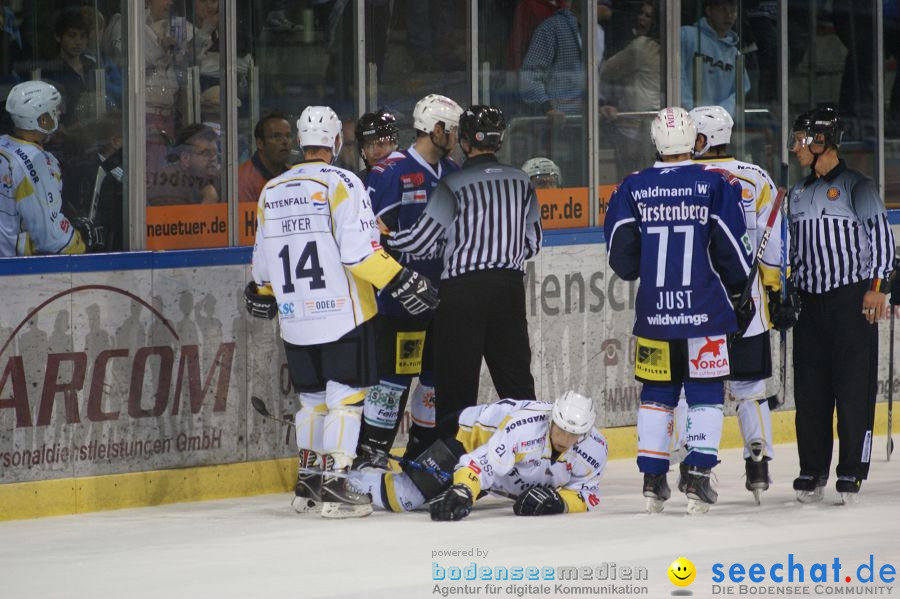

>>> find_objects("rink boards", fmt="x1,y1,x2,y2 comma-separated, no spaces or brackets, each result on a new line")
0,225,897,519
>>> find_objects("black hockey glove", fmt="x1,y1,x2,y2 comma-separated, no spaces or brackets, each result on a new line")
513,486,566,516
244,281,277,320
767,288,800,331
384,267,439,316
429,484,473,521
891,258,900,306
71,216,105,252
729,290,756,338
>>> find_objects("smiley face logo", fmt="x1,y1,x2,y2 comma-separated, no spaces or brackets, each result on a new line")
668,558,696,587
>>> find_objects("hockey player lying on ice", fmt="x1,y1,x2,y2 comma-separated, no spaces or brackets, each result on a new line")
348,392,608,520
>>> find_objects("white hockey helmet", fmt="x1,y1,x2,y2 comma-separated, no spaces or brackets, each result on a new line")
413,94,463,134
689,105,734,157
5,80,63,135
297,105,343,159
551,391,596,435
650,107,696,156
521,157,561,180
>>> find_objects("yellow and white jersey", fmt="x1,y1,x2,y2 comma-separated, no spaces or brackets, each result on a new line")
0,135,84,257
696,156,784,336
251,160,401,345
453,402,608,513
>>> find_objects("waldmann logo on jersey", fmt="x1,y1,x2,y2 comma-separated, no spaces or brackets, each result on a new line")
709,554,896,596
431,561,649,598
635,200,709,224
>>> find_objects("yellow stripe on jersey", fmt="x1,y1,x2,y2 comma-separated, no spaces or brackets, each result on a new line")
331,181,350,212
258,283,275,296
350,272,378,322
756,180,772,213
60,230,86,255
338,389,366,407
559,489,586,513
457,414,513,453
14,177,33,202
383,473,404,512
759,264,781,291
347,249,402,289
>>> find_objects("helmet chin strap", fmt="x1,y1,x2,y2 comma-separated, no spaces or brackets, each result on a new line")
430,131,452,159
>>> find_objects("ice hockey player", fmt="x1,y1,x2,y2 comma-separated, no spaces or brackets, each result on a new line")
604,106,754,514
354,108,399,180
679,105,799,503
349,392,607,519
355,94,462,463
0,80,101,256
521,156,561,189
246,105,439,518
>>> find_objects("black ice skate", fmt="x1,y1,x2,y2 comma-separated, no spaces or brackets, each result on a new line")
745,458,770,505
793,474,826,504
835,476,861,505
292,449,323,514
684,466,717,514
321,469,373,519
677,462,689,494
352,443,390,471
643,473,671,513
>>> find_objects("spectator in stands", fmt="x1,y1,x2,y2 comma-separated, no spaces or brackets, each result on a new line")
507,0,567,70
147,124,220,205
600,0,660,177
680,0,751,116
238,112,292,205
44,11,98,127
1,0,26,84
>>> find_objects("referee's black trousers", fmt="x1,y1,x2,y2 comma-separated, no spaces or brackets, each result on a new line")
433,269,536,434
793,280,878,481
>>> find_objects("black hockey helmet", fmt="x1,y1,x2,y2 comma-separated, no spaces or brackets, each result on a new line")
355,108,399,153
459,105,506,151
790,106,843,150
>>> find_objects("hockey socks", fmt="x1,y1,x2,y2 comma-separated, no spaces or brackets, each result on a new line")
737,396,774,460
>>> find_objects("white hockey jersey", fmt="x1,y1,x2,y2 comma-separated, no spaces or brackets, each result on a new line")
454,401,608,513
0,135,84,256
695,156,784,336
251,160,402,345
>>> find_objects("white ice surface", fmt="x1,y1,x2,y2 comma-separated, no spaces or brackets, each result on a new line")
1,442,898,599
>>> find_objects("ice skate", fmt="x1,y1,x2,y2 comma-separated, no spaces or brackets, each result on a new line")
745,458,769,504
292,450,322,514
321,469,373,518
684,466,717,515
793,474,826,504
643,473,670,513
835,476,861,505
352,443,390,471
676,462,689,494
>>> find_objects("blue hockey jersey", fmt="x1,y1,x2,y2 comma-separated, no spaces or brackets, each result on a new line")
366,147,459,317
604,160,752,340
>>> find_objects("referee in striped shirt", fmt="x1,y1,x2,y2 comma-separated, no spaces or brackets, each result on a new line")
787,107,895,502
385,105,543,441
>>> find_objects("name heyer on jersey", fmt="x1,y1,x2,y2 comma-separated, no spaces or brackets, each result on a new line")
636,200,710,225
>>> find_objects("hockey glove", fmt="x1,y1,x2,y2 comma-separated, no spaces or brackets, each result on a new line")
768,288,800,331
729,290,756,338
429,484,473,521
384,267,439,316
513,486,566,516
71,216,105,252
244,281,277,320
891,258,900,306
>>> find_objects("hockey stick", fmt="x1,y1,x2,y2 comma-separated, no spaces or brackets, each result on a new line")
736,187,787,315
888,309,894,461
249,395,452,481
778,177,790,407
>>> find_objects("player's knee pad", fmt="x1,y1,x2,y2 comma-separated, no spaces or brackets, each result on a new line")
683,403,724,468
410,382,436,429
728,379,767,402
323,404,363,468
296,391,326,452
363,379,409,430
683,381,725,407
737,398,774,460
640,384,680,408
637,401,674,473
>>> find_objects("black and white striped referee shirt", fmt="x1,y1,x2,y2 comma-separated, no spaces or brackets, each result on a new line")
788,160,895,294
385,154,542,279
